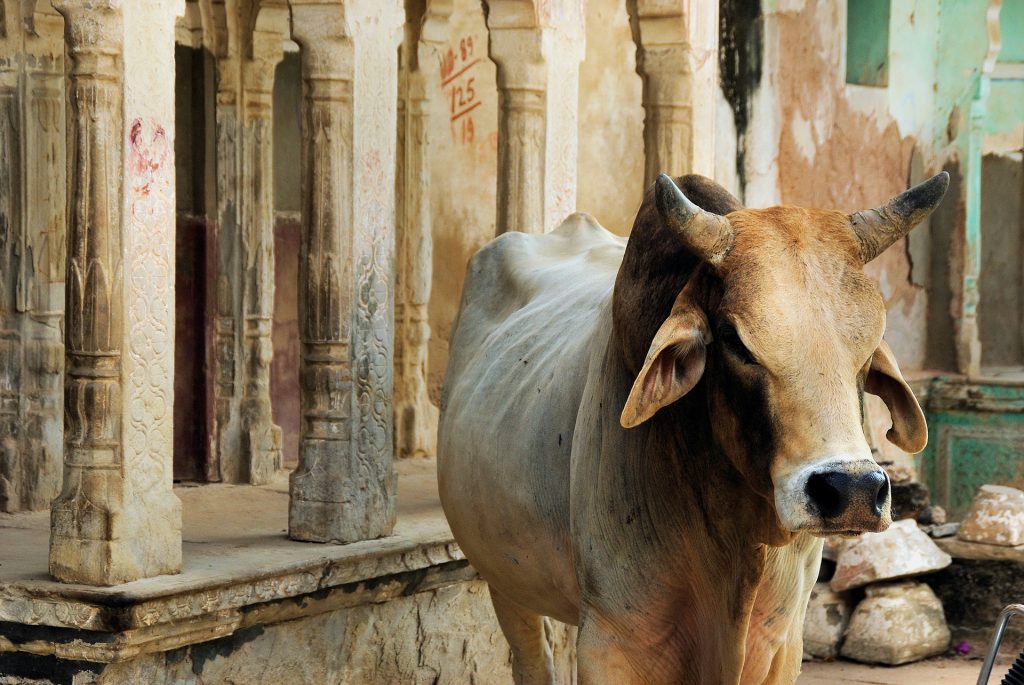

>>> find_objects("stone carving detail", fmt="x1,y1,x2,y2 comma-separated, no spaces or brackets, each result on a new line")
49,0,182,586
486,1,584,235
289,1,402,543
627,0,719,184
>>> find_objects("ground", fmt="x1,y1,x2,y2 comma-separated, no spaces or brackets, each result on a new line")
800,657,997,684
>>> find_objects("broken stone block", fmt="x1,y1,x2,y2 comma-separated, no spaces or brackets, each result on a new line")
958,485,1024,547
841,581,950,665
831,519,952,591
924,522,960,539
803,582,853,659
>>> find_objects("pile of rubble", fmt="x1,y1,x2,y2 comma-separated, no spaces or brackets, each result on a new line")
802,466,1024,665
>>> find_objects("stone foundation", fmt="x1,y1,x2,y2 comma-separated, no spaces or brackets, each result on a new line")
0,461,575,684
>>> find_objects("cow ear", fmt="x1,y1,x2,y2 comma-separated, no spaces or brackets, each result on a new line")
620,302,709,429
865,340,927,453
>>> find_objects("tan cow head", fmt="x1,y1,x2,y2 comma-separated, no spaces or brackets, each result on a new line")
619,173,947,537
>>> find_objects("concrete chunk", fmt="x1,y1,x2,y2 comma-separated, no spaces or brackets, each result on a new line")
840,581,950,665
802,582,853,659
958,485,1024,547
831,519,952,591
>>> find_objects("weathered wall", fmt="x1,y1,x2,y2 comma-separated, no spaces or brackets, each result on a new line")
575,0,645,236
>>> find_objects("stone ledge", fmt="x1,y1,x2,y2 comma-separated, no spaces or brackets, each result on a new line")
0,459,472,665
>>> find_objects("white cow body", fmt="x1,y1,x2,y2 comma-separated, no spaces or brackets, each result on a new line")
439,213,623,625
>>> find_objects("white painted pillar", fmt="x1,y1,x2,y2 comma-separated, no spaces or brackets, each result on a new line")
486,1,584,235
628,0,718,184
49,0,183,585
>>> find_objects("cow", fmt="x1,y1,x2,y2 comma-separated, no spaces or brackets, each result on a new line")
437,172,948,684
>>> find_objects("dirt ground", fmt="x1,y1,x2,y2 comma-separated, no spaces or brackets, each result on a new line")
799,657,991,684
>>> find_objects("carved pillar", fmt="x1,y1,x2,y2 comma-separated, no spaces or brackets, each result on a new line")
289,0,403,543
628,0,718,185
0,7,22,511
394,2,449,458
0,4,65,513
49,0,182,585
486,2,584,235
213,58,243,482
235,11,285,485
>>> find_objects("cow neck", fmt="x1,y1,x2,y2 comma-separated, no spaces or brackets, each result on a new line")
631,381,785,557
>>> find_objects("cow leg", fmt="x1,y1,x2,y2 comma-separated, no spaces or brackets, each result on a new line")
489,585,556,685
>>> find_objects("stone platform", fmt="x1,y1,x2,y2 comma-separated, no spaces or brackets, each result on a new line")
0,459,573,684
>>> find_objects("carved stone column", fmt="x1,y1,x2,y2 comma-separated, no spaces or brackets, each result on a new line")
234,10,285,485
0,4,65,513
49,0,182,585
628,0,718,185
0,9,24,512
289,0,403,543
394,2,449,458
213,57,243,483
486,2,584,235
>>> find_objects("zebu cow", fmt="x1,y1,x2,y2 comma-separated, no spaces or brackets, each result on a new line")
438,173,948,684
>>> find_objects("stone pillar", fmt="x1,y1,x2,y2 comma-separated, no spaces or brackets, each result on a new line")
486,1,584,235
628,0,718,185
212,57,243,483
289,0,404,543
235,8,285,485
0,3,65,514
394,2,450,458
49,0,183,585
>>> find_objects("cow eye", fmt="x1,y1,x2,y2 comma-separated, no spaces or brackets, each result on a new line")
719,322,758,365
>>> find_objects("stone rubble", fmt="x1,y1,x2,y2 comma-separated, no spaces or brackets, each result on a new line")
840,581,951,665
802,583,854,659
830,519,952,592
957,485,1024,547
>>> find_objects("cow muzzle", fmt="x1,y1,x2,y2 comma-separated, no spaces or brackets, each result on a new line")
775,457,892,535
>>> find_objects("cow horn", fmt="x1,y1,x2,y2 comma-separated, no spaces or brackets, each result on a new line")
655,174,734,265
848,172,950,263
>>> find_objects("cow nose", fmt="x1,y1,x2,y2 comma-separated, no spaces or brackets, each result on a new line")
805,468,889,520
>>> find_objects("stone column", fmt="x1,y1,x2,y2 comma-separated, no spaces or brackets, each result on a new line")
486,1,584,235
0,6,24,512
394,2,449,458
289,0,404,543
235,10,285,485
0,3,65,514
49,0,182,585
628,0,718,185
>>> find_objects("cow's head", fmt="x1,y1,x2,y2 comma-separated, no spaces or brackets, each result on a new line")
619,172,948,537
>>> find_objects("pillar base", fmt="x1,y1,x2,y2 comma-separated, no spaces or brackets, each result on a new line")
289,440,396,543
49,491,182,586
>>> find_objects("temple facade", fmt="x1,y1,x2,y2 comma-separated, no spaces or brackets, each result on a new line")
0,0,1020,681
